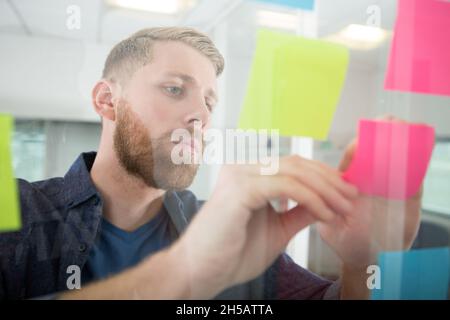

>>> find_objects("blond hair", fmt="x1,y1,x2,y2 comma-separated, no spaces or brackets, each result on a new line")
102,27,225,84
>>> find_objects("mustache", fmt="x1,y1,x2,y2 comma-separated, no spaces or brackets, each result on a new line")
170,128,205,142
155,128,208,149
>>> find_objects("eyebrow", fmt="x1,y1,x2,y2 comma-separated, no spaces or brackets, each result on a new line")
164,71,218,103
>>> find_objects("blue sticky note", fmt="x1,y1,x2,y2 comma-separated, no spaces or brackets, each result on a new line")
257,0,315,11
371,247,449,300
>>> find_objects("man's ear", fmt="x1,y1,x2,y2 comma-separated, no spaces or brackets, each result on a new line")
92,80,117,122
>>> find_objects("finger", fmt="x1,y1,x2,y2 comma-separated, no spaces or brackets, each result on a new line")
411,184,423,200
278,205,316,242
303,159,358,199
256,174,336,222
280,155,357,196
279,157,353,214
376,114,397,121
338,138,357,172
278,161,355,215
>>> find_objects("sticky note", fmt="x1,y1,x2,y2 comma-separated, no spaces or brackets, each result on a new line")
384,0,450,97
239,29,349,140
257,0,315,11
0,114,21,232
343,119,435,200
371,247,449,300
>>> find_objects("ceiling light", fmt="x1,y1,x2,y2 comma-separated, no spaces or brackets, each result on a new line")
108,0,195,15
257,10,299,31
325,24,389,50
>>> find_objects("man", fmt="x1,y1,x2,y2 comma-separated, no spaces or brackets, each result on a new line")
0,27,421,300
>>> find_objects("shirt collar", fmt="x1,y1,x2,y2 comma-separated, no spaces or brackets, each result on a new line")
64,152,188,233
63,152,100,209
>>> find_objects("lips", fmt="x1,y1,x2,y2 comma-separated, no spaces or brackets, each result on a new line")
177,139,201,155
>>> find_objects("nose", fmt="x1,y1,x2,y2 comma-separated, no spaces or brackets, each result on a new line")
183,92,210,130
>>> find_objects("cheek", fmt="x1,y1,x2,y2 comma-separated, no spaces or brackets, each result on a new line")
127,83,183,137
130,95,174,134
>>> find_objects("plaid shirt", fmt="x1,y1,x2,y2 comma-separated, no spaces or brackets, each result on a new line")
0,152,339,300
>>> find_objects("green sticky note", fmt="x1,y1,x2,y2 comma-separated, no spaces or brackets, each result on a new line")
0,114,21,232
239,29,349,139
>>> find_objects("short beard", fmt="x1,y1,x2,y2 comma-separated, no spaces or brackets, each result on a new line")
113,99,200,190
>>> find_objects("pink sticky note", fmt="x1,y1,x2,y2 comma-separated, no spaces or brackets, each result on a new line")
343,119,435,200
385,0,450,97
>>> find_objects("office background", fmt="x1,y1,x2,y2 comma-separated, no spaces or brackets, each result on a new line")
1,0,449,280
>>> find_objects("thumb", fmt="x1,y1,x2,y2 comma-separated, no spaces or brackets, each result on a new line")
339,139,357,172
278,205,316,243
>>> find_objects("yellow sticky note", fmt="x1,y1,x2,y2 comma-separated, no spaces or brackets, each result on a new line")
239,29,349,139
0,114,21,232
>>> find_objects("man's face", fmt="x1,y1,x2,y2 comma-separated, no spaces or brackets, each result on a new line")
113,41,218,190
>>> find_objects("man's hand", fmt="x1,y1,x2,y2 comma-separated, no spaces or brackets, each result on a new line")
173,155,358,299
60,154,358,300
317,117,423,298
318,140,421,269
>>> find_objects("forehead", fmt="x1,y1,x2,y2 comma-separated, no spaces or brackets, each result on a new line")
143,41,217,83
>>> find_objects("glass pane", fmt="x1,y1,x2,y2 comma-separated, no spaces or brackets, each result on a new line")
12,120,46,182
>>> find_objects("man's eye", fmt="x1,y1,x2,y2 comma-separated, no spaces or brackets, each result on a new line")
165,86,183,96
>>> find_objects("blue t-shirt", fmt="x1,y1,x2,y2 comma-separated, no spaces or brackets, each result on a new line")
82,206,172,285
